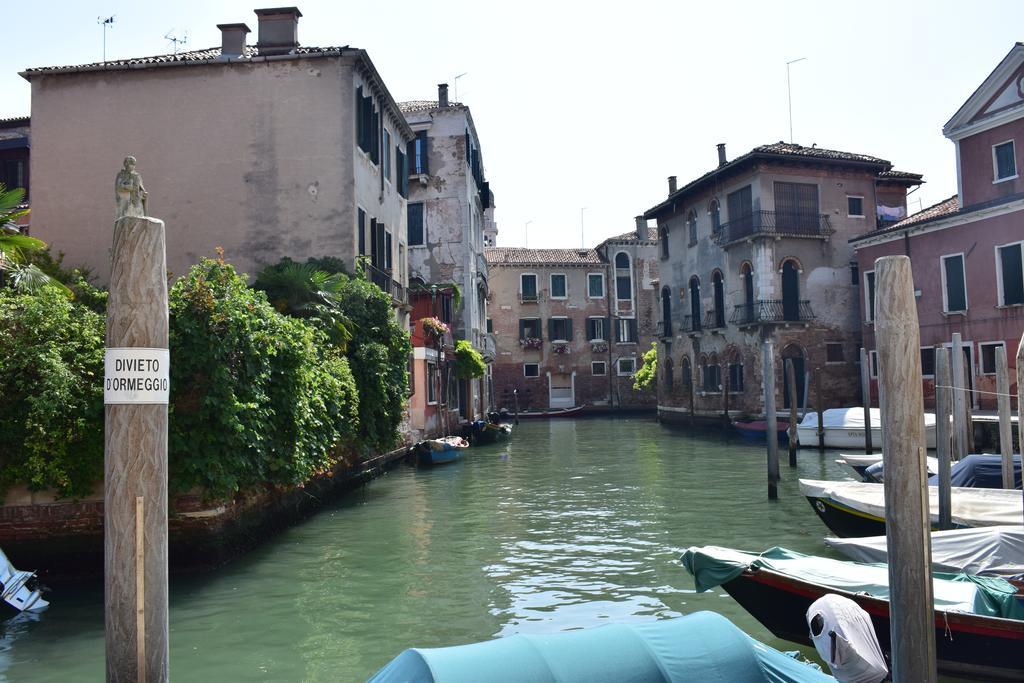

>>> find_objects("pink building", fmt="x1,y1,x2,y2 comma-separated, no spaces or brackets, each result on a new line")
853,44,1024,409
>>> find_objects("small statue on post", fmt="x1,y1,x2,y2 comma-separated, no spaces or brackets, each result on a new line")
115,156,148,220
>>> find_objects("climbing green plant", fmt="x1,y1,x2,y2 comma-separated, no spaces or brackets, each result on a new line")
454,339,486,379
0,288,105,498
168,258,359,497
633,342,658,391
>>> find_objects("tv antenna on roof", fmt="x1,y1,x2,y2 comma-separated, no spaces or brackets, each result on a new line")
165,29,189,55
98,16,115,63
453,72,468,102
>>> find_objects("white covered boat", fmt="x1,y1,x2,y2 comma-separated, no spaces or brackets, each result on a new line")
796,408,936,449
836,452,939,482
0,548,48,612
825,526,1024,576
800,478,1023,537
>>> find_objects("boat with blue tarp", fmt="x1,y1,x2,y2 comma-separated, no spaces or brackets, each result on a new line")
854,453,1022,486
465,419,512,446
367,610,835,682
411,436,469,467
681,545,1024,681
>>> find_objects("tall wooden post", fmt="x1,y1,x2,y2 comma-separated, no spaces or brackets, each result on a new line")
814,366,825,450
763,341,779,500
105,209,170,682
963,340,976,454
1017,333,1024,525
874,256,937,683
722,362,730,424
786,359,798,466
995,346,1015,489
951,333,967,461
935,346,953,530
860,347,874,454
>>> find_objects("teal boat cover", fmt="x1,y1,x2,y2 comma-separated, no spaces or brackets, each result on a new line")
367,610,834,682
681,546,1024,621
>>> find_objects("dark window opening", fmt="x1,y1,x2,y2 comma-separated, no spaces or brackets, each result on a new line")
998,244,1024,305
943,254,967,312
407,203,424,245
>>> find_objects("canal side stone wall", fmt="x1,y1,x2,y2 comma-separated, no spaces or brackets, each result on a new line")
0,446,410,582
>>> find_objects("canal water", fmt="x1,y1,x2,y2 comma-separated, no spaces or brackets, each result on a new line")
0,417,907,680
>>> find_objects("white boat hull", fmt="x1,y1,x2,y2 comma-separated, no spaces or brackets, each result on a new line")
797,424,937,449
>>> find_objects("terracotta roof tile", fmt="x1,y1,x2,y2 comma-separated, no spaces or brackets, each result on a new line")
485,247,602,265
23,45,350,74
887,195,959,229
398,100,466,114
751,141,890,165
877,169,924,181
604,227,658,242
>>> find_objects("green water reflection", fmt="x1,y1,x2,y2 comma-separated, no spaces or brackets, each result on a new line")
0,417,930,680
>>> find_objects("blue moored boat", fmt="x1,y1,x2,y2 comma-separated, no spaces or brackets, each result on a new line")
412,436,469,466
367,610,834,682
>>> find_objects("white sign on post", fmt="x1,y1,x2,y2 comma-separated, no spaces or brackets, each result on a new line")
104,348,170,405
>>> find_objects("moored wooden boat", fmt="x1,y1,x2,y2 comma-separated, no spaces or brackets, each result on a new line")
411,436,469,466
467,420,513,446
681,545,1024,681
732,419,790,442
796,407,937,449
800,478,1023,538
516,406,584,419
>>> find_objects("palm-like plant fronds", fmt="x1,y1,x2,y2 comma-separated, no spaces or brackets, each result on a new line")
254,260,355,350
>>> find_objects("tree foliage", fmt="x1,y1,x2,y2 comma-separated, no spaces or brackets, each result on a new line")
168,259,359,497
633,342,658,391
454,339,486,379
0,288,105,498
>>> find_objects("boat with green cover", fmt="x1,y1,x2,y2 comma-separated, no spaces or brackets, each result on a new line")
681,545,1024,681
367,610,835,682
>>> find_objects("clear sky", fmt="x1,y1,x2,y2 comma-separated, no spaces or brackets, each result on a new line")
2,1,1021,248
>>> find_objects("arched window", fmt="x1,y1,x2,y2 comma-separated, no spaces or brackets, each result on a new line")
781,259,800,321
658,225,669,259
738,262,755,324
727,349,744,393
703,352,721,392
687,210,698,244
709,200,721,234
664,356,674,390
681,356,692,389
660,286,672,337
688,276,701,331
712,270,725,328
615,252,632,303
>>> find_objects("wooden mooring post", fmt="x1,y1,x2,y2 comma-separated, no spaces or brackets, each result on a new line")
874,255,937,683
814,366,824,450
763,341,779,500
995,345,1015,489
950,332,968,461
859,347,873,454
1017,333,1024,524
934,346,953,530
104,157,169,683
786,359,798,466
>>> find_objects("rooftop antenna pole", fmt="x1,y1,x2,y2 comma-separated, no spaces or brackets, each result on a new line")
525,220,533,249
786,57,807,143
580,207,587,248
98,16,116,63
453,72,468,102
164,29,189,55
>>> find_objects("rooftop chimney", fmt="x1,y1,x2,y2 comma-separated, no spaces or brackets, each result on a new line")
635,215,647,240
668,176,677,194
254,7,301,56
438,83,449,108
717,143,727,167
217,23,250,58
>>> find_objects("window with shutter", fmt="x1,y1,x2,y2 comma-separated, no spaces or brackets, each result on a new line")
998,243,1024,305
382,130,391,180
993,141,1017,181
358,208,366,255
942,254,967,312
774,182,819,231
407,203,425,245
521,274,538,301
385,231,393,270
414,131,429,174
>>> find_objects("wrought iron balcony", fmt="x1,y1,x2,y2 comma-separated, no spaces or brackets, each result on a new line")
730,300,815,325
366,264,408,306
702,310,727,330
681,314,701,334
713,211,834,247
657,320,672,337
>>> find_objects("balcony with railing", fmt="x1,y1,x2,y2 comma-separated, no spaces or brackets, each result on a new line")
713,211,834,247
681,314,701,334
702,310,727,331
366,264,408,306
657,320,672,338
730,299,815,326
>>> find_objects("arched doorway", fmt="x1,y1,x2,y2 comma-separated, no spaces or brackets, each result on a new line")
781,344,806,410
661,286,672,336
782,260,800,321
664,355,674,390
712,271,725,328
689,276,701,331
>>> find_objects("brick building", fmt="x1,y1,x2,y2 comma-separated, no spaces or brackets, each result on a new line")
485,221,659,413
853,43,1024,410
645,142,922,422
400,84,495,429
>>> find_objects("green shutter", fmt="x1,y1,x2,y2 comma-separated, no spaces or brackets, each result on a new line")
566,318,573,340
548,318,556,341
519,319,527,339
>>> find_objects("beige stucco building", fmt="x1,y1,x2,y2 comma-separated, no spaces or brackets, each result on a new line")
22,8,412,316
